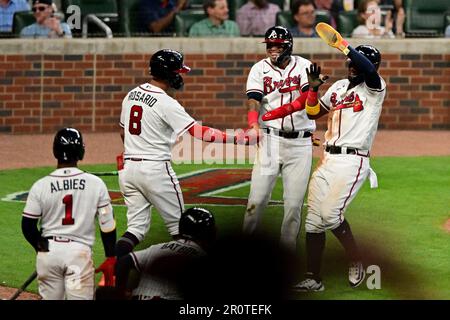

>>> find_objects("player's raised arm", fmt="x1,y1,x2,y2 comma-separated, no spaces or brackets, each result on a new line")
304,63,330,120
315,22,382,90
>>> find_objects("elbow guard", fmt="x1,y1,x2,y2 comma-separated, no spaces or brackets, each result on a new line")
98,203,116,233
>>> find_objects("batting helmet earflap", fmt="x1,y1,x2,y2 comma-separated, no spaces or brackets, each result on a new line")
263,26,293,67
354,45,381,70
53,127,85,163
149,49,191,90
179,207,216,243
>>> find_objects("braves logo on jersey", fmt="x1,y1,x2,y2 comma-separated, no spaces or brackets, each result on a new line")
263,75,301,95
330,91,364,112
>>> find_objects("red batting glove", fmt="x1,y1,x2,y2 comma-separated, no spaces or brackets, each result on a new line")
116,153,124,171
95,257,116,287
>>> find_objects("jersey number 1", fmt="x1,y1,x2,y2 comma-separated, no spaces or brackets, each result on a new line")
129,105,143,135
62,194,75,225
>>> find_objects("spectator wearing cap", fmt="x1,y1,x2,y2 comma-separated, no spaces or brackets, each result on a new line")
289,0,318,38
236,0,280,36
0,0,30,32
20,0,72,38
189,0,240,37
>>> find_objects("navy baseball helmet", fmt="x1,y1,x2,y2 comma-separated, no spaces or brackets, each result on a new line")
53,127,85,162
354,45,381,70
179,207,216,243
149,49,191,90
263,26,293,66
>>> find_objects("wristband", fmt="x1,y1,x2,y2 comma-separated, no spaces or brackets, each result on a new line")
307,90,318,106
306,103,320,116
247,110,259,128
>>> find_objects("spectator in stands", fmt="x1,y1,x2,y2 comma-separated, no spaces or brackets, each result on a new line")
313,0,342,29
0,0,30,32
236,0,280,36
289,0,318,38
139,0,188,35
189,0,240,37
446,25,450,38
351,0,394,38
379,0,405,37
20,0,71,38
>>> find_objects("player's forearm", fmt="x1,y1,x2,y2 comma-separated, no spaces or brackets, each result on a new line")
188,124,230,143
100,229,117,257
115,254,135,290
21,217,40,251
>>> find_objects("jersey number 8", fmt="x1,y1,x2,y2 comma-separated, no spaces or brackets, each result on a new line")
129,105,143,135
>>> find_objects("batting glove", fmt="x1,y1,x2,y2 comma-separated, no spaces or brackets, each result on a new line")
95,257,116,287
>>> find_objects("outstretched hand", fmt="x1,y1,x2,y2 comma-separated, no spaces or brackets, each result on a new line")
234,128,260,145
306,63,329,91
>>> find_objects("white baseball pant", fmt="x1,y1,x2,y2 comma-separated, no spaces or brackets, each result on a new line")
243,131,312,251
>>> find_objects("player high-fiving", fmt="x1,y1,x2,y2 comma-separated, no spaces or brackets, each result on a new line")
116,49,256,259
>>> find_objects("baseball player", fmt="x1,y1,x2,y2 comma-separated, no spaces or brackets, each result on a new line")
264,30,386,290
108,207,215,300
116,49,254,258
21,127,117,300
242,26,315,252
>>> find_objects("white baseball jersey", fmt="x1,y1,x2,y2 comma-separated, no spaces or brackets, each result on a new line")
23,167,115,247
320,77,387,151
130,239,205,300
119,83,195,161
246,55,315,132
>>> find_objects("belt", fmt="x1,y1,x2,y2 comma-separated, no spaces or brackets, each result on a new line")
45,236,72,242
263,128,312,139
124,157,153,162
325,145,369,157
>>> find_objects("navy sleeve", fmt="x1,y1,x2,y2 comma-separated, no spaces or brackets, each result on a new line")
247,91,263,102
21,217,40,251
347,46,382,90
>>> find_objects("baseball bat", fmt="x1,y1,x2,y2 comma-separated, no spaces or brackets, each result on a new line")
87,171,119,177
9,271,38,300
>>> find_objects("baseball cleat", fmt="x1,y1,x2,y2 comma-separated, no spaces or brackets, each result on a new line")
348,261,365,288
292,277,325,292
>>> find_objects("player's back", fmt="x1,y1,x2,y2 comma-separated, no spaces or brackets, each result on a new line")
24,167,110,247
131,239,205,299
120,83,190,161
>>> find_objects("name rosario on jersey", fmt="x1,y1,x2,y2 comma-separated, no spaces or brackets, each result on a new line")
128,90,157,108
50,179,86,193
263,74,301,94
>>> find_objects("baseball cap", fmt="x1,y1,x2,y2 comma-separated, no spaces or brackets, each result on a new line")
32,0,53,5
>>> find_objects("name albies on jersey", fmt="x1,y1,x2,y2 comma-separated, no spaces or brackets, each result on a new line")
246,56,315,132
120,83,195,161
320,77,387,151
22,168,115,247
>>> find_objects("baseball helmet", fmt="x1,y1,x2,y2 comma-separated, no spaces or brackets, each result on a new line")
263,26,293,67
355,45,381,70
179,207,216,242
149,49,191,90
53,127,85,162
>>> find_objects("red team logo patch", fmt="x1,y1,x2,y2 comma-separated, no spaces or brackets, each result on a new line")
331,92,364,112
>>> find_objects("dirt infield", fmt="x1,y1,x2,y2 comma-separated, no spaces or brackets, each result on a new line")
1,130,450,170
0,286,40,300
